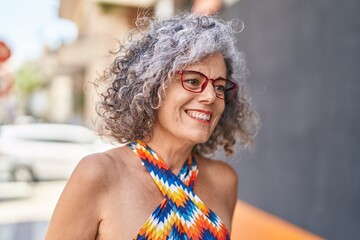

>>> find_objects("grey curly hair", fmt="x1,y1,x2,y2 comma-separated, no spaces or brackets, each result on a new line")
97,12,259,156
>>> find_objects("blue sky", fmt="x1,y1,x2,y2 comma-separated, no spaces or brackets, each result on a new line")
0,0,77,66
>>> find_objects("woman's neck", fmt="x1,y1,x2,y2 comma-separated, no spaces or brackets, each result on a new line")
144,136,194,173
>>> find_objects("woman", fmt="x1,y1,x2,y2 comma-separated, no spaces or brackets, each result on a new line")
46,12,258,240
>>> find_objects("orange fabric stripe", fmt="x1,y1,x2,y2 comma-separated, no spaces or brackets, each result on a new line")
231,200,325,240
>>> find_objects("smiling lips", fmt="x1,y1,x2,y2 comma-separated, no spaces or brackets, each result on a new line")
185,110,213,123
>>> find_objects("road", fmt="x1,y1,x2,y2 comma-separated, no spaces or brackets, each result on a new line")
0,181,66,240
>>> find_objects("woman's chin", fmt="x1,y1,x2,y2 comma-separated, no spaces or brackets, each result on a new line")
186,132,212,145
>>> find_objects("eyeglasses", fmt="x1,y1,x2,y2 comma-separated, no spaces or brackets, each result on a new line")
175,70,237,100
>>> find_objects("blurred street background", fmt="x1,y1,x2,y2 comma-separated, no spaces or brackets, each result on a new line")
0,0,359,239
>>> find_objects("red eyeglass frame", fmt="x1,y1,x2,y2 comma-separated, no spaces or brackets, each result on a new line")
175,70,237,101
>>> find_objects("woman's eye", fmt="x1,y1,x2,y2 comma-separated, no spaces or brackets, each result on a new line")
184,79,201,86
215,85,226,92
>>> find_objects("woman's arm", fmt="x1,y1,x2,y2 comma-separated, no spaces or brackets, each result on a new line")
225,165,239,222
45,154,107,239
214,160,239,232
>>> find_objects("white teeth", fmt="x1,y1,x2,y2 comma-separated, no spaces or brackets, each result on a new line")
186,111,211,121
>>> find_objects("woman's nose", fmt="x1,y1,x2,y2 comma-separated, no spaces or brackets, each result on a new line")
197,81,217,103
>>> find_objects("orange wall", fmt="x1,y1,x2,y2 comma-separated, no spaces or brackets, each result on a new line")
231,200,325,240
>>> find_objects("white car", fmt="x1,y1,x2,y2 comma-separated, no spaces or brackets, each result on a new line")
0,123,115,182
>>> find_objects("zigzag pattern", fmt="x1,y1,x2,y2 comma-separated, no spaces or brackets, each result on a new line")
128,140,230,240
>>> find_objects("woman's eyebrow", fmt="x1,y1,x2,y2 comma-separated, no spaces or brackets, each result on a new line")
215,75,226,79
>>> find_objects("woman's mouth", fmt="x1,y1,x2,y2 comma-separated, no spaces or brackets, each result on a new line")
185,110,212,123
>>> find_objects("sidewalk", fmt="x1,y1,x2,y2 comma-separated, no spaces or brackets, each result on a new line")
0,181,66,240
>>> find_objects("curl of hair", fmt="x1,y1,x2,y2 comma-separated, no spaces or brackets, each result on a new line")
97,12,259,156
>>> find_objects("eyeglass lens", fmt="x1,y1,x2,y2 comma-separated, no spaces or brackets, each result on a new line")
181,71,234,99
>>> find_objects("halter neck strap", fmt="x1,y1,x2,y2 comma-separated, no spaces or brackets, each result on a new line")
128,140,230,240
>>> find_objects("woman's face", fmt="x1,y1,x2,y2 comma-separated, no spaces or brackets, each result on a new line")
153,53,227,146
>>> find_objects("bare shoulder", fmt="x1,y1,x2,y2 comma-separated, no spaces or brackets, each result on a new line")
45,146,130,240
75,146,128,178
72,152,112,183
195,155,238,215
196,155,238,187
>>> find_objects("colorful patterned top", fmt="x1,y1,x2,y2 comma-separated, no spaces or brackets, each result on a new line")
128,140,230,240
